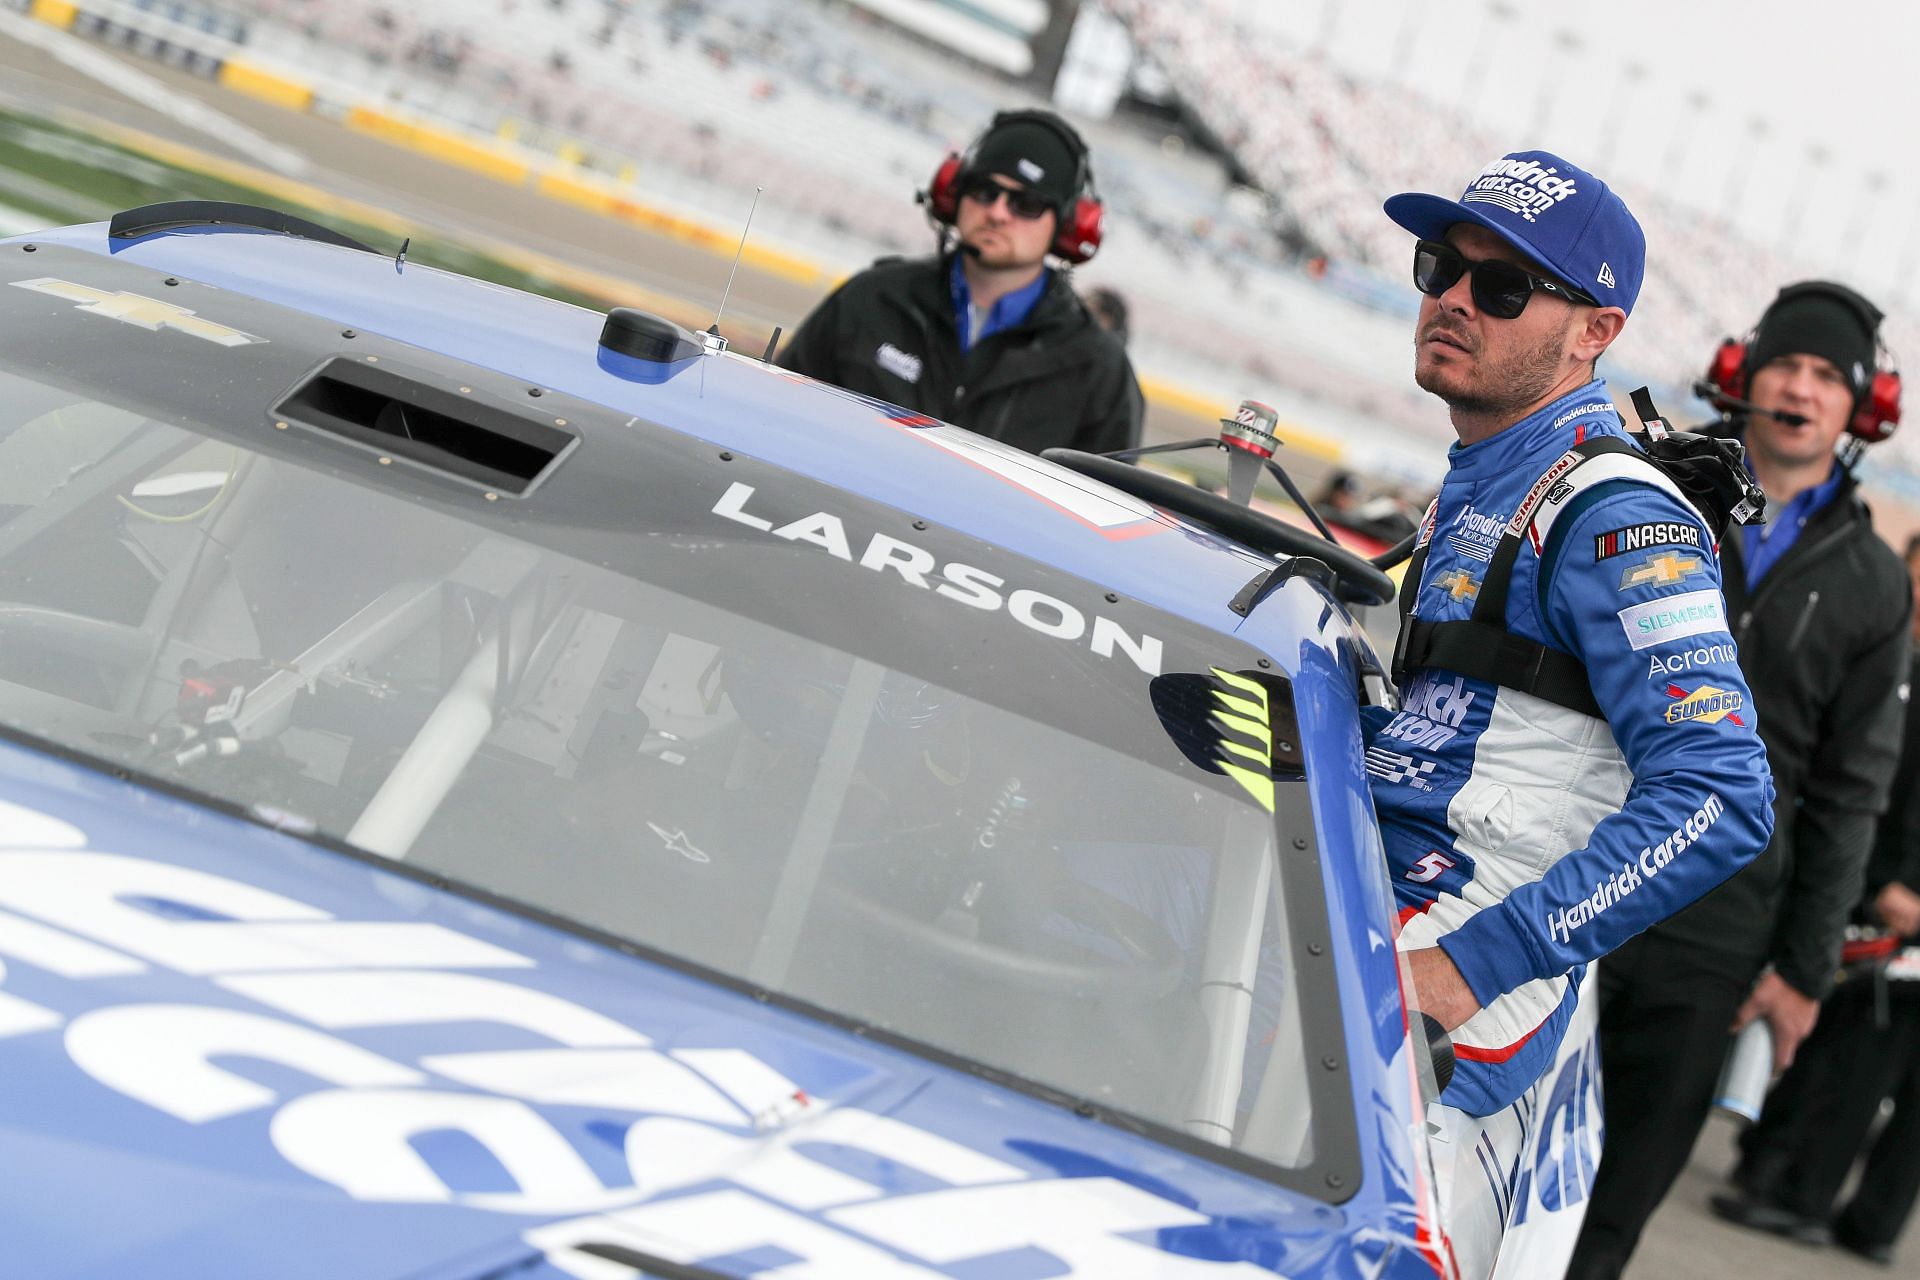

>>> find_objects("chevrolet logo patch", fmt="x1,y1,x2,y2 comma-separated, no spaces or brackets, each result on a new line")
11,277,265,347
1620,550,1705,590
1435,569,1480,601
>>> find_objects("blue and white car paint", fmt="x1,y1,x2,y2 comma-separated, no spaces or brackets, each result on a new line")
0,210,1602,1278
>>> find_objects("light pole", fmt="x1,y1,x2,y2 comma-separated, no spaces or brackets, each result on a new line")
1889,202,1920,297
1596,63,1646,171
1316,0,1340,53
1391,3,1429,79
1838,170,1889,277
1781,143,1830,248
1723,116,1770,211
1460,1,1517,119
1661,90,1712,174
1530,30,1584,141
1894,204,1920,308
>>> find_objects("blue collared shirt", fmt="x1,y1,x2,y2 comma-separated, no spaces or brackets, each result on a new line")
1740,461,1845,591
949,256,1049,351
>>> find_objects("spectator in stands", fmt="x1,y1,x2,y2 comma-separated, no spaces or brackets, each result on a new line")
778,110,1142,453
1706,530,1920,1266
1569,283,1914,1280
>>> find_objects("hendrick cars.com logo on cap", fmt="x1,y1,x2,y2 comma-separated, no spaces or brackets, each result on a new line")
1461,156,1580,224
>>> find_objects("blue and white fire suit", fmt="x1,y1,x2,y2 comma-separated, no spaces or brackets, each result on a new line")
1364,379,1775,1116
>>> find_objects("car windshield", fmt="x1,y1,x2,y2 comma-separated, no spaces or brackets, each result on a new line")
0,352,1339,1177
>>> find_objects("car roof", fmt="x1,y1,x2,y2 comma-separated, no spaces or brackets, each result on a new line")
9,215,1321,655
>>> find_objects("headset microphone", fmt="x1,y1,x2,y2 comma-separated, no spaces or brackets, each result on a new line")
1701,283,1902,443
921,110,1104,264
1692,380,1809,427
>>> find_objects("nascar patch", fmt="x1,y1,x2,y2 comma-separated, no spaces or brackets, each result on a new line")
1594,521,1703,560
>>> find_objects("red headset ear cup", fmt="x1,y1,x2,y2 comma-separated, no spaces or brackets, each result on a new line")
926,153,964,225
1707,338,1748,400
1851,369,1903,442
1052,195,1104,264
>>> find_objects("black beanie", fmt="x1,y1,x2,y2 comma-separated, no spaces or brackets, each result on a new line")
967,116,1080,211
1748,282,1882,401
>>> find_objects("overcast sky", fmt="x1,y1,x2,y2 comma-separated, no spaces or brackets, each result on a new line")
1237,0,1920,308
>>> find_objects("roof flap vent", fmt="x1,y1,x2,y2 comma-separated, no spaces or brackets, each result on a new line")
271,357,577,495
109,200,377,253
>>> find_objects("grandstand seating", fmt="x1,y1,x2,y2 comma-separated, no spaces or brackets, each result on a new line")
101,0,1920,483
1101,0,1920,479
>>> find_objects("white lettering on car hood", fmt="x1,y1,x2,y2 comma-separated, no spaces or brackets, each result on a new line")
0,800,1272,1276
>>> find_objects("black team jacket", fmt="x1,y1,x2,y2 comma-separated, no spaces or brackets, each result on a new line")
1864,651,1920,904
776,253,1143,455
1646,466,1912,998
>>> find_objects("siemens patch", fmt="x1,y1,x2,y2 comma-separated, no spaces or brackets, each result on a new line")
1617,590,1727,651
1594,522,1703,560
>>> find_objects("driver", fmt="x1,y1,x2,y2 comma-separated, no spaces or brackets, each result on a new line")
1366,150,1775,1122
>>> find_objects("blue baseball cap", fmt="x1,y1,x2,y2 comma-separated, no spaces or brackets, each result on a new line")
1384,150,1645,316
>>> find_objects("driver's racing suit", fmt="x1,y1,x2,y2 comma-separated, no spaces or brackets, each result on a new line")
1364,380,1775,1117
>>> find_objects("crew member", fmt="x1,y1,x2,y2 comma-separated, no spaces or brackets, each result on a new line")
777,110,1142,454
1368,151,1773,1269
1569,282,1912,1279
1709,534,1920,1266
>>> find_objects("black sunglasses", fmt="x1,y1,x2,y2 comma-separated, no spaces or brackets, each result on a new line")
1413,238,1598,319
958,174,1053,220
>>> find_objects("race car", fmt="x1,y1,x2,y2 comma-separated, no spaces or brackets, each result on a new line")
0,201,1600,1278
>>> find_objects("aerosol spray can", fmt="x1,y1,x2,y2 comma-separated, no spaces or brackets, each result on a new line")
1713,1018,1775,1123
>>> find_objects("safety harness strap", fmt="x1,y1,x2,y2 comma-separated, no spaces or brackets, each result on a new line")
1397,617,1605,719
1392,436,1653,721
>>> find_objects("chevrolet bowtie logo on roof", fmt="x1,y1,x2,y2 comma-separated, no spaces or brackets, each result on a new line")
10,277,265,348
1435,569,1480,601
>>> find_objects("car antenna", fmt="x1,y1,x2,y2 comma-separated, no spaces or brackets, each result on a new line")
395,236,409,271
704,186,761,355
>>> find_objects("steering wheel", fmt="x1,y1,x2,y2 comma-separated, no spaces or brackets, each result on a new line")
819,868,1185,1002
1041,448,1397,606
